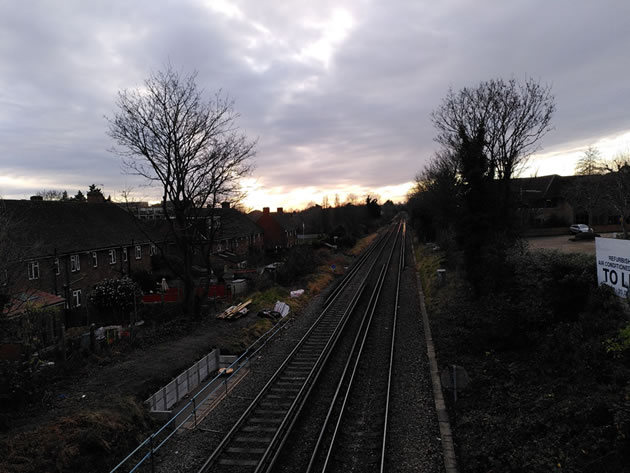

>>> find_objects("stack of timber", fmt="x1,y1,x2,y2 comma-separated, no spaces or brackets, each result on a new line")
217,299,252,320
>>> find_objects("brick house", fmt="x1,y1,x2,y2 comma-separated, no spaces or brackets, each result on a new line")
124,201,265,266
514,174,622,230
252,207,298,251
206,203,265,259
1,197,163,324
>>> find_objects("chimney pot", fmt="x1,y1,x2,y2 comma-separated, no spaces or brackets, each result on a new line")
221,202,230,209
30,195,43,201
277,207,283,213
263,207,270,215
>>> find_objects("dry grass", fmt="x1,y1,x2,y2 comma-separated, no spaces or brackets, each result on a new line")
414,244,446,306
347,233,378,256
223,318,274,354
0,397,152,473
306,272,334,295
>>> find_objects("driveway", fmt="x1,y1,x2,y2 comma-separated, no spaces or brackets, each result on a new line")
526,233,616,255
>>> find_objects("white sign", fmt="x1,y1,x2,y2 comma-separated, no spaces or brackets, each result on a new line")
596,237,630,297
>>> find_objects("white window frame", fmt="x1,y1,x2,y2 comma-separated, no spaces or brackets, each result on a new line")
54,257,60,275
70,254,80,272
109,249,116,265
135,245,142,260
123,247,128,262
28,261,40,280
150,244,157,256
92,252,98,268
72,289,82,307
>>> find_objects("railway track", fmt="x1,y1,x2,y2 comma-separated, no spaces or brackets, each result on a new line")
197,224,401,473
305,220,405,473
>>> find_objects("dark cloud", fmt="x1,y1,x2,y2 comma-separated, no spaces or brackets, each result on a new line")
1,0,629,205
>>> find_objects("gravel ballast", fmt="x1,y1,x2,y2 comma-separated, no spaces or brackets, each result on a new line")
150,232,447,473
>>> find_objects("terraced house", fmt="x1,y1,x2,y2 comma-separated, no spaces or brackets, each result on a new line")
1,195,162,323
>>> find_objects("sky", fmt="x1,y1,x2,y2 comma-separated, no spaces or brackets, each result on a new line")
1,1,630,211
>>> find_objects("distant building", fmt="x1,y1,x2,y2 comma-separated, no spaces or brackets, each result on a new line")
513,174,622,229
252,207,298,251
206,202,265,258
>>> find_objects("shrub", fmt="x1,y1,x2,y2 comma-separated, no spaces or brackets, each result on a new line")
89,278,142,324
276,246,318,286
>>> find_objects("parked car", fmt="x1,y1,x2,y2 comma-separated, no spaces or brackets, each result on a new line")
569,224,593,234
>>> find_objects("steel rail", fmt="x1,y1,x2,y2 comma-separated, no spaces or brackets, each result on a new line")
259,226,401,473
304,265,388,473
380,220,405,472
308,222,403,473
197,225,397,473
254,284,366,473
322,228,388,309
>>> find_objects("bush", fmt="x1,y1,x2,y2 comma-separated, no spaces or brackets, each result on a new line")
89,278,142,324
276,246,318,286
420,246,630,471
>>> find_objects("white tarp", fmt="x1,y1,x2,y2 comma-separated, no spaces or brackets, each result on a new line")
274,301,290,318
596,237,630,297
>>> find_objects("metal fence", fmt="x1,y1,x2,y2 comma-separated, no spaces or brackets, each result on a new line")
109,315,291,473
145,349,220,412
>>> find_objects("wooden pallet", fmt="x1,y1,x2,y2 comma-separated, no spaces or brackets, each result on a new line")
217,299,252,319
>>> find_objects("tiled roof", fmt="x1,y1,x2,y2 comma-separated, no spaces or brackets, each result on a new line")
512,175,559,198
2,200,164,259
200,207,263,239
3,289,65,318
272,212,298,231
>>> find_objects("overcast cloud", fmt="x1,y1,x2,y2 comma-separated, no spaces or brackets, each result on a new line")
1,0,629,208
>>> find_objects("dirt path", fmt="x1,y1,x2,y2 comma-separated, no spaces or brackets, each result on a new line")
5,309,261,435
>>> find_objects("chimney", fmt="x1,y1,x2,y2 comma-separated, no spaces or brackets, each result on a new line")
277,207,283,213
221,202,230,209
30,195,43,201
263,207,270,215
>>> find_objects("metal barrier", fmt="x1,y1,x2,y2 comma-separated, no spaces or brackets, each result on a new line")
109,315,292,473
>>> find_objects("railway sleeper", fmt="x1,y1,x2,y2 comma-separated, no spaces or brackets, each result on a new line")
249,417,282,424
241,425,277,433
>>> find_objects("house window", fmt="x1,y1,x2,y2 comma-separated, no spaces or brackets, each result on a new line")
92,252,98,268
72,289,82,307
135,245,142,259
123,247,128,262
54,258,60,275
150,244,157,256
70,254,80,272
109,249,116,264
28,261,40,280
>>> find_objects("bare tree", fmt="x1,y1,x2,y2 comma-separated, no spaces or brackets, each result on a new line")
35,189,67,201
107,65,255,316
575,146,606,176
568,146,607,226
431,77,555,183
